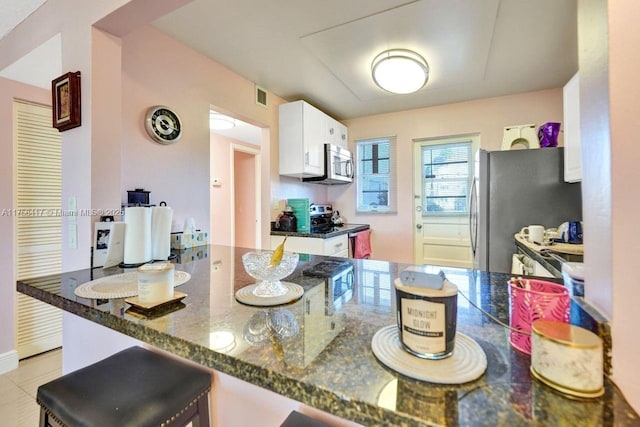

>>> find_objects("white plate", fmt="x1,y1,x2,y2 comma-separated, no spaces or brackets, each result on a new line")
74,271,191,299
371,325,487,384
235,282,304,307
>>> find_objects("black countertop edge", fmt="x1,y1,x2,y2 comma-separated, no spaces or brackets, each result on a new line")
514,239,563,279
16,249,637,427
15,277,427,427
271,223,369,239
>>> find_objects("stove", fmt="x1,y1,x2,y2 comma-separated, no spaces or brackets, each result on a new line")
310,215,334,233
309,204,334,233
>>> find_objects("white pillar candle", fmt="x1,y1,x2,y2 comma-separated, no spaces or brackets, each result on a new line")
137,262,175,304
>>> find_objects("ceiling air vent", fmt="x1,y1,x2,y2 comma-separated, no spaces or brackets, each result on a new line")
255,85,267,108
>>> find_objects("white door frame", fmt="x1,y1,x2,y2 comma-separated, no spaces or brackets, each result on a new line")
412,134,480,267
230,144,261,249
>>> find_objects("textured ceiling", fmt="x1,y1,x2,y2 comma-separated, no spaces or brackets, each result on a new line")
0,0,46,40
154,0,578,120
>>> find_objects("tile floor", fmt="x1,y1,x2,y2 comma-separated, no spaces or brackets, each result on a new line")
0,348,62,426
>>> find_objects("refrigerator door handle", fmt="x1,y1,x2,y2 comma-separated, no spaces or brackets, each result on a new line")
469,177,478,257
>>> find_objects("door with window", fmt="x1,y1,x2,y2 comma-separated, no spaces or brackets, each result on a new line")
413,135,478,267
14,100,62,358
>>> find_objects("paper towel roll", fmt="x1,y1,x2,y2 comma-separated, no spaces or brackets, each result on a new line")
124,207,152,265
151,205,173,260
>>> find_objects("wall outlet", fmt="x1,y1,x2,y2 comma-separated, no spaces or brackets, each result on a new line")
68,196,77,221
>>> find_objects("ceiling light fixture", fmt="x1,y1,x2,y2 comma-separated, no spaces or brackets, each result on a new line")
210,112,236,130
371,49,429,94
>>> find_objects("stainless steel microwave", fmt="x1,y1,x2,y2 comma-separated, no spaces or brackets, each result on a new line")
303,144,354,185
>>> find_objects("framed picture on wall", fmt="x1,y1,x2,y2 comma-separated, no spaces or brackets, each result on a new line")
51,71,81,132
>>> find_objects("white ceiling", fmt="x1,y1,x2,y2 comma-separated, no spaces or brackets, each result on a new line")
0,0,578,144
0,0,46,40
211,111,262,146
0,33,60,89
154,0,578,120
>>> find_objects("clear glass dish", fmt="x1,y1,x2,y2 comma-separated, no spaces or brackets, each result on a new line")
242,251,299,297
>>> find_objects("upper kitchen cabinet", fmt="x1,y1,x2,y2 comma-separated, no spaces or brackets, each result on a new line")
563,72,581,182
279,101,348,178
327,118,348,148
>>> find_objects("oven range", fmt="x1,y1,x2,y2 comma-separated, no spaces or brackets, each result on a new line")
309,203,334,234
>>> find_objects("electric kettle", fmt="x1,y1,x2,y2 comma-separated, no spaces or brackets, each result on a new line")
331,210,344,226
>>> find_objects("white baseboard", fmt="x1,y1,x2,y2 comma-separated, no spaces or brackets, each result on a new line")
0,349,18,374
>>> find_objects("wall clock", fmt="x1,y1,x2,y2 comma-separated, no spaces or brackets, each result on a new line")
144,105,183,144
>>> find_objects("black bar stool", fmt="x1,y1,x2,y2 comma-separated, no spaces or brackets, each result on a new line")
280,411,329,427
37,346,211,427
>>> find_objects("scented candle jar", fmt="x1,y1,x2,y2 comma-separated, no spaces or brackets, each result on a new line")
394,278,458,359
137,262,175,304
531,320,604,398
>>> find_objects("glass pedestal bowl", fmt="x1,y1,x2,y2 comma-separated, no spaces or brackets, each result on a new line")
242,251,299,297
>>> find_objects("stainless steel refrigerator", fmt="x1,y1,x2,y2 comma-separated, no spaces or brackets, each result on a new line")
469,147,582,273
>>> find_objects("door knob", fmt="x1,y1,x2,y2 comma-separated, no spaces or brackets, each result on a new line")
416,224,422,230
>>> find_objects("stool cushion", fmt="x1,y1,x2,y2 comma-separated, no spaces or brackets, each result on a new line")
280,411,329,427
37,346,211,427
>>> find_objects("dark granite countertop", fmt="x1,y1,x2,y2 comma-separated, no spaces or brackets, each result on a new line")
514,237,584,281
16,245,638,426
270,223,369,238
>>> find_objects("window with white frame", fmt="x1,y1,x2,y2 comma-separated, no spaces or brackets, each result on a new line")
421,141,472,214
356,137,396,213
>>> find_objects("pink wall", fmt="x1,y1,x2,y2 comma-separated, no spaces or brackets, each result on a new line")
91,29,123,218
235,151,256,248
608,1,640,412
121,26,320,247
329,89,564,263
0,78,51,356
121,26,212,234
210,133,261,247
210,133,233,246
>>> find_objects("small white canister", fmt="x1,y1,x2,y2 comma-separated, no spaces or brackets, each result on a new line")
531,320,604,398
137,262,175,304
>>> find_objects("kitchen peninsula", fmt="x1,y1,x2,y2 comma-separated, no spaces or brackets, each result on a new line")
17,245,638,426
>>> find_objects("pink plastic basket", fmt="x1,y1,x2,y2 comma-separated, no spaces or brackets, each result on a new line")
508,279,570,354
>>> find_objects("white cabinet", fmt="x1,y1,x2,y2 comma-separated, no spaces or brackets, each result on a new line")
563,72,582,182
270,234,348,257
279,101,348,177
279,101,324,178
326,117,348,148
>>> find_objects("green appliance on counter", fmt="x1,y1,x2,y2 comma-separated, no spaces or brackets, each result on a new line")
287,198,310,233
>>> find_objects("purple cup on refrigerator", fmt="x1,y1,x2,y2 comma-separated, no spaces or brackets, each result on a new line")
538,122,561,148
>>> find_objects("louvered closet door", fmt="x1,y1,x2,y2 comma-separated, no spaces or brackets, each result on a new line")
14,100,62,359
